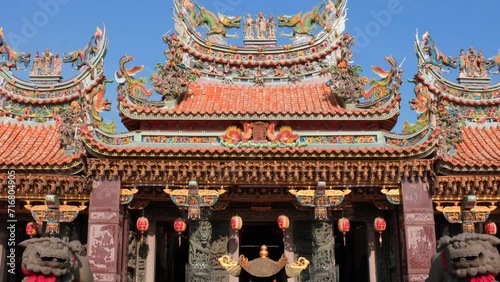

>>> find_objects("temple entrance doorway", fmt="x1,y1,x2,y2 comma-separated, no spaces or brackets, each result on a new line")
335,221,369,282
238,222,287,282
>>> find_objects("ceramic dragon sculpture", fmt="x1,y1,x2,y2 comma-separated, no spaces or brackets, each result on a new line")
20,237,93,282
220,122,252,144
182,0,241,38
115,55,153,98
486,49,500,75
426,233,500,282
267,123,300,144
361,56,398,100
421,31,458,70
278,0,338,38
63,27,102,70
89,79,112,122
0,27,31,70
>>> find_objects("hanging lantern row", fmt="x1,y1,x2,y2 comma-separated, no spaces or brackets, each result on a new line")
174,218,187,247
231,215,243,233
277,215,290,231
374,217,386,247
26,222,38,238
338,217,350,246
485,221,497,235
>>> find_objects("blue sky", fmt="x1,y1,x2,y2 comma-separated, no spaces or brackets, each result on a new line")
2,0,500,133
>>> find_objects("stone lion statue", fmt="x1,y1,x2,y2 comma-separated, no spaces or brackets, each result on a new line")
426,233,500,282
20,237,93,282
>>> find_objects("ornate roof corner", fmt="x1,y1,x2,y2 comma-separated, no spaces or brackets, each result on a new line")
327,53,402,109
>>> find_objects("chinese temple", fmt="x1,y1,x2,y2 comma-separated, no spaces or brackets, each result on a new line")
0,0,499,281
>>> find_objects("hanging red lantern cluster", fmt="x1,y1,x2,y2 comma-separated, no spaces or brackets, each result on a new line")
338,217,350,246
174,218,187,247
231,215,243,233
485,221,497,235
26,222,38,238
277,215,290,231
374,217,386,247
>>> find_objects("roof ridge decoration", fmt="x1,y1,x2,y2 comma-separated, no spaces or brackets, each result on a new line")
0,27,31,70
174,0,345,46
416,30,500,93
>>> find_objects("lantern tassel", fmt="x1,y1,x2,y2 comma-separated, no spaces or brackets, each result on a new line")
178,234,182,247
343,233,346,246
379,232,383,247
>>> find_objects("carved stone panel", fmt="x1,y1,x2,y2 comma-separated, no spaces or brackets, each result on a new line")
401,180,436,282
88,179,122,282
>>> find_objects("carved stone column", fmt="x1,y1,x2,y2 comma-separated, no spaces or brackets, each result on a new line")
188,220,213,282
401,180,436,282
311,221,336,282
87,178,124,282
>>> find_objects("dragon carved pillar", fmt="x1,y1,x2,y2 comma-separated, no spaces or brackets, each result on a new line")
311,221,336,282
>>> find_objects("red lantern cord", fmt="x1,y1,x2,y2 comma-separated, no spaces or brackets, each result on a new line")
174,218,187,247
374,217,386,247
338,217,350,246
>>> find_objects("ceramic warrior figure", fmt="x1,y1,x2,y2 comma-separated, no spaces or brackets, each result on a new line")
53,53,63,76
41,49,53,75
256,12,267,39
268,15,277,39
30,51,42,76
458,49,467,78
244,14,254,39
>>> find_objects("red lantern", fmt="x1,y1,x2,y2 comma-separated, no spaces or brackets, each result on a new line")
338,217,350,246
26,222,38,238
231,215,243,233
136,217,149,233
485,222,497,235
174,218,187,247
277,215,290,231
174,218,187,234
374,217,386,247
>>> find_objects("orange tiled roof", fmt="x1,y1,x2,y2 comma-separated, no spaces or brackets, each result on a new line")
0,121,82,168
120,79,400,118
441,125,500,169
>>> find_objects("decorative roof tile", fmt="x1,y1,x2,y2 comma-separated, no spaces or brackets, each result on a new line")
0,121,82,169
441,125,500,169
119,79,400,119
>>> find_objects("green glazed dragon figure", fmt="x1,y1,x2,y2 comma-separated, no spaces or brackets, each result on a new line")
278,0,338,38
181,0,241,38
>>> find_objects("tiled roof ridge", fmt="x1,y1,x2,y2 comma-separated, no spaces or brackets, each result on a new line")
417,74,500,107
81,124,438,159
